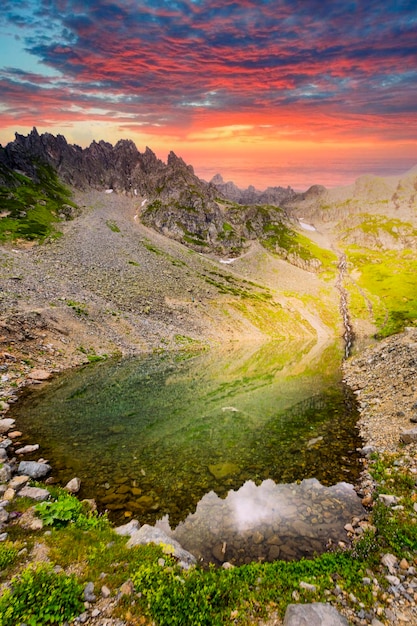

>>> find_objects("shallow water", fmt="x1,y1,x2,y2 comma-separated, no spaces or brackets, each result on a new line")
11,339,363,561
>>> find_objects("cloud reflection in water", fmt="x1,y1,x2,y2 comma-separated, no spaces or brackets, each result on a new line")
158,478,365,565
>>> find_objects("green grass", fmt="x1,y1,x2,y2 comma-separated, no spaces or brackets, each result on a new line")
261,223,337,274
345,246,417,336
105,219,121,233
0,162,76,242
2,449,415,625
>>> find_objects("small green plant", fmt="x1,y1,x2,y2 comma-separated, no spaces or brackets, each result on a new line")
35,492,83,527
78,346,108,362
0,542,19,571
66,299,88,316
35,490,110,530
106,219,121,233
0,562,84,625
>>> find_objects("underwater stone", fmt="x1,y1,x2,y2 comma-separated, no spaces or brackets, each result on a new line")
208,462,240,479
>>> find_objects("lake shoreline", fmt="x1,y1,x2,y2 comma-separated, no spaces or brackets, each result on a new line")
2,326,417,624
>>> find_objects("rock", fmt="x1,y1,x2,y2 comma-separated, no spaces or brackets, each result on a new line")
3,488,15,501
64,477,81,493
0,449,7,462
379,494,398,506
299,581,317,593
208,462,240,479
0,464,12,482
8,474,30,491
0,439,12,450
381,553,398,574
114,519,140,536
0,508,9,524
400,428,417,444
8,431,23,439
84,581,96,603
28,369,51,381
0,401,10,412
0,532,8,541
119,580,135,597
361,494,373,506
18,461,51,479
283,603,349,625
101,585,111,598
18,486,50,501
127,524,196,569
0,418,15,434
15,444,40,455
385,574,400,586
399,558,410,570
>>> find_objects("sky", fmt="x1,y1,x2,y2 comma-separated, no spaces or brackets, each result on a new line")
0,0,416,191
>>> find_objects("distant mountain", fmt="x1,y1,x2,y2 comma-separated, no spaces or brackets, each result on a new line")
210,173,297,206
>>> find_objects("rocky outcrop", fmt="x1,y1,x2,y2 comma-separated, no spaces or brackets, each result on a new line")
0,129,322,258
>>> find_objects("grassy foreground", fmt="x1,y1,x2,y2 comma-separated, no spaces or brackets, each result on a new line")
1,451,416,625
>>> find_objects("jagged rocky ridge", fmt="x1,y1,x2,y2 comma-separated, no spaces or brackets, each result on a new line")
0,129,301,257
210,173,297,206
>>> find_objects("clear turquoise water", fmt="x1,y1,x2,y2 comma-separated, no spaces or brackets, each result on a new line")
12,340,362,529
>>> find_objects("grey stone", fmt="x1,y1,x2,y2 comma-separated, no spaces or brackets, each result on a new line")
0,532,8,541
127,524,196,569
379,494,398,506
18,486,50,501
0,419,15,434
0,439,12,450
0,508,9,524
17,461,51,479
0,449,7,462
83,581,96,602
114,519,140,536
283,603,349,626
0,464,12,482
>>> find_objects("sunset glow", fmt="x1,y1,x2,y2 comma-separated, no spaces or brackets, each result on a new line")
0,0,416,190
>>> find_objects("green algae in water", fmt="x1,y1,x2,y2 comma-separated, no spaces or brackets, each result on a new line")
11,340,362,526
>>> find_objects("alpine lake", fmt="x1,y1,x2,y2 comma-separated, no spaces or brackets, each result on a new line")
10,338,366,566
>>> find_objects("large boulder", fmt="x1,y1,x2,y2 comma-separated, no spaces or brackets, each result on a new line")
127,524,196,569
283,603,349,626
17,461,51,479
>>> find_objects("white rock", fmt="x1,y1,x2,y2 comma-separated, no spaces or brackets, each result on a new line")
64,477,81,493
0,419,15,434
114,519,140,536
15,444,40,455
